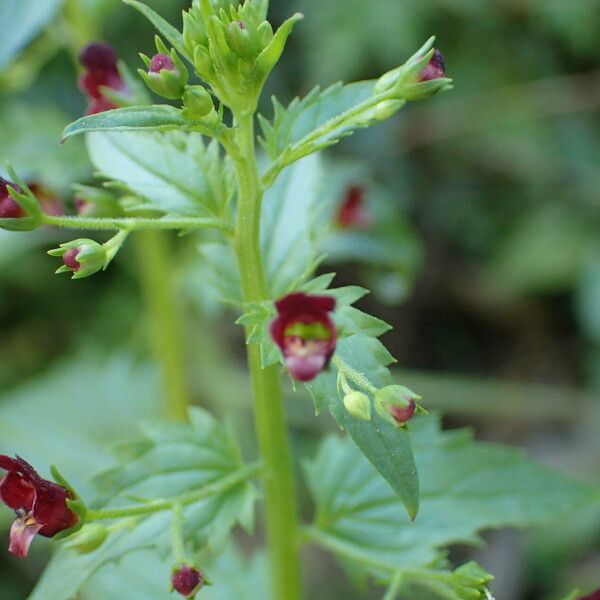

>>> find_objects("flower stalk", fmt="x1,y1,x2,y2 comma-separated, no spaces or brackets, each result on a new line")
230,112,302,600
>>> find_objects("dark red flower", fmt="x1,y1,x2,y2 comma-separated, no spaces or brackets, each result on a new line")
579,590,600,600
0,456,78,557
78,42,127,114
172,564,204,597
149,53,175,73
418,49,446,82
336,185,372,229
0,177,24,219
270,292,337,382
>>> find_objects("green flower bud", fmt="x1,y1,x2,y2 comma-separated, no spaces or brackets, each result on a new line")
183,9,208,56
64,523,109,554
343,391,372,421
182,85,218,122
373,99,405,122
48,239,107,280
227,20,258,58
374,385,421,427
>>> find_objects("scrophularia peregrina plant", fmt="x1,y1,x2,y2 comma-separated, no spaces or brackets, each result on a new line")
4,2,537,599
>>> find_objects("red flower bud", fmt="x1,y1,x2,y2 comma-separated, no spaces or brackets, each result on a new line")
0,177,24,218
270,292,337,382
171,564,204,597
579,590,600,600
78,42,127,114
149,53,175,73
418,49,446,82
0,456,78,557
336,185,371,229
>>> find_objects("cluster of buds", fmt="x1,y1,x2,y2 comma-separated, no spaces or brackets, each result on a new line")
374,37,451,102
341,381,422,428
270,292,337,382
171,563,207,598
48,239,107,280
182,0,302,110
0,456,79,557
451,561,494,600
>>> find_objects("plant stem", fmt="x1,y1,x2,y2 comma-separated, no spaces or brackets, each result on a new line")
87,463,261,521
231,113,302,600
43,214,233,234
135,231,190,422
332,354,378,394
382,573,403,600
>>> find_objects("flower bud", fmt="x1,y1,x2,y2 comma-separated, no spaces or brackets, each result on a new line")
227,20,258,59
374,385,421,427
48,239,107,280
418,49,446,82
64,523,108,553
374,38,451,102
182,85,217,122
343,391,372,421
0,177,24,219
139,51,188,100
0,176,43,231
171,564,205,598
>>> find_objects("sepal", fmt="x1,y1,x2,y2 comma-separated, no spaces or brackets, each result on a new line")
0,168,44,231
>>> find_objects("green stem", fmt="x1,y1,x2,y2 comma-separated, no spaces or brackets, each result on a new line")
171,502,186,563
262,92,402,187
332,354,378,394
135,231,191,422
230,113,302,600
43,214,233,234
382,573,403,600
87,463,261,521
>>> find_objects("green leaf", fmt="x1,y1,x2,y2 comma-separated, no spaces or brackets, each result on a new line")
28,408,257,600
197,154,323,307
305,333,418,519
304,415,600,578
0,0,62,69
81,542,268,600
86,132,231,217
0,353,162,499
62,106,192,141
122,0,192,62
259,81,402,181
261,153,323,297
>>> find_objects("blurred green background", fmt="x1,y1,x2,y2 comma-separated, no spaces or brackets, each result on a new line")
0,0,599,598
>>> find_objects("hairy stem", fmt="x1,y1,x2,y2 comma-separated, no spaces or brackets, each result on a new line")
231,113,302,600
43,214,233,234
87,463,261,521
135,231,190,422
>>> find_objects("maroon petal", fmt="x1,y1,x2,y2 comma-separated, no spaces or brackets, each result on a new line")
0,472,36,511
285,353,327,382
9,517,42,558
418,49,446,82
274,292,336,316
79,42,118,71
